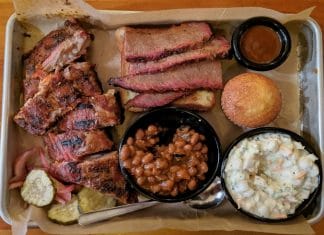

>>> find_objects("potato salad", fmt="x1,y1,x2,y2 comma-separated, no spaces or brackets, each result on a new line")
224,133,320,219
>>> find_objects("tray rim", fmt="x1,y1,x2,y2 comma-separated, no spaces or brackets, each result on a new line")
0,11,323,226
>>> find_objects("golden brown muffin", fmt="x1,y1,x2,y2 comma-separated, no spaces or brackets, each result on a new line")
221,73,282,128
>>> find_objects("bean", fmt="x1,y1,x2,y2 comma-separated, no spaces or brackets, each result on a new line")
178,182,187,193
199,162,208,174
144,163,154,170
135,150,145,157
129,145,135,155
142,153,154,164
164,153,172,161
147,125,158,135
156,174,168,181
137,177,146,185
160,180,174,191
170,187,179,197
144,169,153,177
175,140,186,148
188,179,197,190
170,165,181,173
168,143,175,153
149,138,157,145
189,129,195,135
132,156,141,166
176,169,190,180
181,126,190,133
190,133,200,145
136,139,146,149
188,158,199,167
198,174,206,181
123,160,131,169
152,167,161,176
135,129,145,140
127,137,134,145
134,167,144,177
151,184,161,193
156,158,168,169
199,134,206,141
193,142,202,151
184,144,193,151
175,147,185,155
120,145,130,160
147,176,156,183
188,167,198,176
201,145,208,154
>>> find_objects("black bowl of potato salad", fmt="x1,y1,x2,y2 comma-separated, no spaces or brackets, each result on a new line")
221,127,322,222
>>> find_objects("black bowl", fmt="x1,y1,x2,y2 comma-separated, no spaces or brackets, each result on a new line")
221,127,322,222
232,17,291,71
119,107,222,202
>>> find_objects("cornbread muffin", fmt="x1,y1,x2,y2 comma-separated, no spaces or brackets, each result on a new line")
221,73,282,128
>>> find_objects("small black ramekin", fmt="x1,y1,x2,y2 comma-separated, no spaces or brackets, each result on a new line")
221,127,322,222
119,107,222,202
232,17,291,71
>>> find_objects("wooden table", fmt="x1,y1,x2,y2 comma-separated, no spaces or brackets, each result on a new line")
1,0,324,234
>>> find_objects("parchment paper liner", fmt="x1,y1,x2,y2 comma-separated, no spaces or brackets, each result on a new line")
8,0,317,234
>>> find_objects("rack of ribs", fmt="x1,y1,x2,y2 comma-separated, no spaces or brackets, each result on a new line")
46,151,138,204
14,62,102,135
44,130,114,162
23,19,92,101
58,89,120,131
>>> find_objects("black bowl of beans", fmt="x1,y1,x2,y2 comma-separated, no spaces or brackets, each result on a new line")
119,107,222,202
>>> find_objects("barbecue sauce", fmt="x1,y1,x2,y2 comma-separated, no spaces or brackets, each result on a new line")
240,25,282,64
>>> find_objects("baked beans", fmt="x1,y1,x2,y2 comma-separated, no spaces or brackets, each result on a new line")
120,124,208,197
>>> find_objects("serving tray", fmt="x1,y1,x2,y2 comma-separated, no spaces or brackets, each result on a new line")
0,9,323,230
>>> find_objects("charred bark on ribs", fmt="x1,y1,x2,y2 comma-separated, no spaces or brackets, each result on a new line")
13,19,137,204
58,89,120,131
14,62,102,135
46,151,138,204
24,19,92,101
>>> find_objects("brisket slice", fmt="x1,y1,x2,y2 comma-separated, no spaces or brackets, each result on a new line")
48,151,138,204
58,89,120,131
121,22,212,62
24,19,91,101
14,73,82,135
128,36,230,75
44,130,114,162
126,91,189,109
109,60,223,92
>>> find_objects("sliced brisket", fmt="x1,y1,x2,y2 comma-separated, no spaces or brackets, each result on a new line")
58,89,120,131
121,22,212,62
24,19,91,101
109,60,223,92
128,36,230,75
44,130,114,162
126,91,188,109
47,151,138,204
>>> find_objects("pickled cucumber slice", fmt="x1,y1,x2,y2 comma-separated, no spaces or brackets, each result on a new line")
20,169,55,207
48,196,80,224
78,187,116,213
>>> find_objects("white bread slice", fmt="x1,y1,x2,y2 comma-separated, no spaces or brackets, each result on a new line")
115,27,216,112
